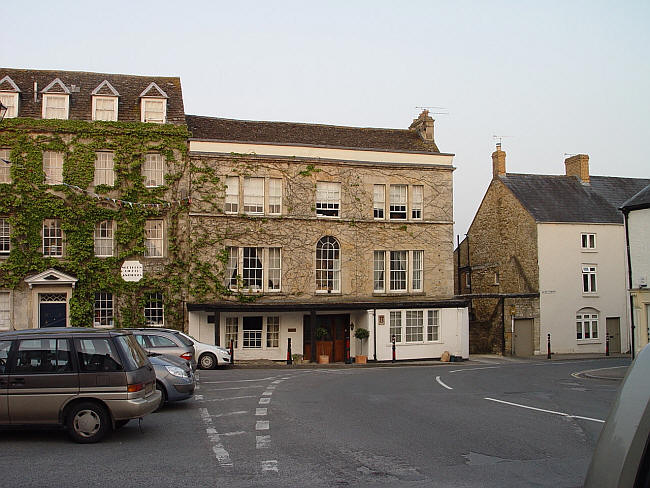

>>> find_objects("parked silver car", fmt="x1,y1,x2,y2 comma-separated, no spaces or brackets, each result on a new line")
584,344,650,487
0,328,160,443
130,328,197,370
148,354,195,410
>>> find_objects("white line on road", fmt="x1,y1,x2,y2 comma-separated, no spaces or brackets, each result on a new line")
448,366,500,373
262,391,273,396
435,376,453,390
194,394,204,400
259,397,271,404
201,385,265,391
211,410,247,418
256,420,270,430
218,431,246,436
199,408,233,467
199,395,256,403
261,460,278,472
267,385,276,390
256,408,268,416
201,376,278,384
271,380,282,384
256,435,271,449
484,397,605,423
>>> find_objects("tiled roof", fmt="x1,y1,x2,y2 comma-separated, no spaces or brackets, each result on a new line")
0,68,185,125
621,183,650,211
186,114,441,153
500,174,650,224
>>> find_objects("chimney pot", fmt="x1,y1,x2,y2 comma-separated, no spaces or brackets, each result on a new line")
409,110,435,143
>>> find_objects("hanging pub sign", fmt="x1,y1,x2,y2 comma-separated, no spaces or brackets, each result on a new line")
121,260,143,282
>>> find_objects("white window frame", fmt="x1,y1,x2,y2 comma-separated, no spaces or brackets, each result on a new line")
266,316,280,348
268,178,282,215
405,310,424,342
242,247,264,291
225,317,239,348
224,176,239,213
144,219,164,258
411,250,423,292
144,292,164,326
576,312,599,340
43,219,63,257
94,152,115,186
0,291,10,330
94,220,115,257
427,310,440,341
42,94,69,120
0,93,18,119
0,148,11,184
43,151,63,185
389,311,402,343
411,185,423,220
373,250,385,292
373,184,385,220
243,319,263,349
316,182,341,218
243,177,264,214
142,153,165,188
94,292,114,328
268,247,282,292
226,247,282,293
316,236,340,293
141,98,166,124
389,250,408,292
582,265,597,294
581,233,596,250
92,96,118,121
389,184,408,220
0,218,9,256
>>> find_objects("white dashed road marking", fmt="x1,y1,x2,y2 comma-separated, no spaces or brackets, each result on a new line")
256,435,271,449
261,460,278,472
256,408,267,416
200,395,256,403
259,397,271,404
262,391,273,396
211,410,247,418
484,397,605,423
200,408,233,467
194,394,204,400
256,420,270,430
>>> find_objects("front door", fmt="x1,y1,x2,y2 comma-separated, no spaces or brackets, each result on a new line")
39,293,67,328
303,314,349,362
513,319,534,357
606,317,621,353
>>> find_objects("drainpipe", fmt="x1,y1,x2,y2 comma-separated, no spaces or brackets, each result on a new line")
501,297,506,355
456,235,461,294
373,308,377,362
623,210,636,359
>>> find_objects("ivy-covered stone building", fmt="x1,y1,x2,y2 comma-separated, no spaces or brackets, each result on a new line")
0,68,190,331
184,111,468,362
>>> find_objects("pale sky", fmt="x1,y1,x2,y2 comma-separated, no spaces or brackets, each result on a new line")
3,0,649,237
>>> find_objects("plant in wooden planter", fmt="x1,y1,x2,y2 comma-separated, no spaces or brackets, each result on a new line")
315,327,330,364
354,327,370,364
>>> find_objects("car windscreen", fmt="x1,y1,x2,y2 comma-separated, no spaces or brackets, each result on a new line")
172,331,194,347
114,334,149,371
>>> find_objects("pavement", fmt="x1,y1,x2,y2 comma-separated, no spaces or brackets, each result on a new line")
227,352,632,380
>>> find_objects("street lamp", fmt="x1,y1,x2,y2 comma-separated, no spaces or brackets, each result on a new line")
0,101,7,122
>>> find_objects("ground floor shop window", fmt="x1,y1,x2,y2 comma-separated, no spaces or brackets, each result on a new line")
390,309,442,343
243,317,263,348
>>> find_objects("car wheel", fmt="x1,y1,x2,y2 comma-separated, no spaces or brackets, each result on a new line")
155,382,167,411
115,419,130,429
66,402,110,443
199,353,217,370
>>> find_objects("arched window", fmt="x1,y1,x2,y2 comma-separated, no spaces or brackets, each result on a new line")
576,307,599,340
316,236,340,292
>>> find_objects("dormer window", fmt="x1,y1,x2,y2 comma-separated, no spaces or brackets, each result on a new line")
41,78,70,120
0,75,21,119
91,81,119,121
139,82,168,124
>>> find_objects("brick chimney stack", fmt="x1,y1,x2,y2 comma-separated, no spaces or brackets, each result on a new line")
565,154,590,183
492,142,506,178
409,109,435,143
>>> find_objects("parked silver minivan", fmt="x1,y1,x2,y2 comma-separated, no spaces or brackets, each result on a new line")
0,328,160,443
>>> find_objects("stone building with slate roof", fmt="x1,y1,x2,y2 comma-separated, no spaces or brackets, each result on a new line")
0,68,189,333
455,144,650,355
621,183,650,354
185,110,469,362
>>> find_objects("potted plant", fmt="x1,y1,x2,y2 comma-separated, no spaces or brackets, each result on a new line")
315,327,329,364
354,327,369,364
291,353,303,365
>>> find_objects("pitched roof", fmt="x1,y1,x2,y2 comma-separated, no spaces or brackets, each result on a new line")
0,68,185,125
186,114,441,153
499,173,650,224
621,183,650,211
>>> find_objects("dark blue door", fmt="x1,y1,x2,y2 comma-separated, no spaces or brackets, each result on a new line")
40,303,66,327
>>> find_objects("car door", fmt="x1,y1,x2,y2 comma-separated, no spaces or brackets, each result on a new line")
0,340,12,422
75,337,128,402
8,337,78,424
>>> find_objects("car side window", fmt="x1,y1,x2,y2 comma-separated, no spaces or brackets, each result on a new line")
14,339,73,374
0,340,12,374
147,335,176,347
75,338,123,372
134,334,150,348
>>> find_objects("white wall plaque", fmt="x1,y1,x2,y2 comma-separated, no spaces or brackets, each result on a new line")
121,260,143,282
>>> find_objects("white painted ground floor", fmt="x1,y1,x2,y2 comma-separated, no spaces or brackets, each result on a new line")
188,303,469,362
